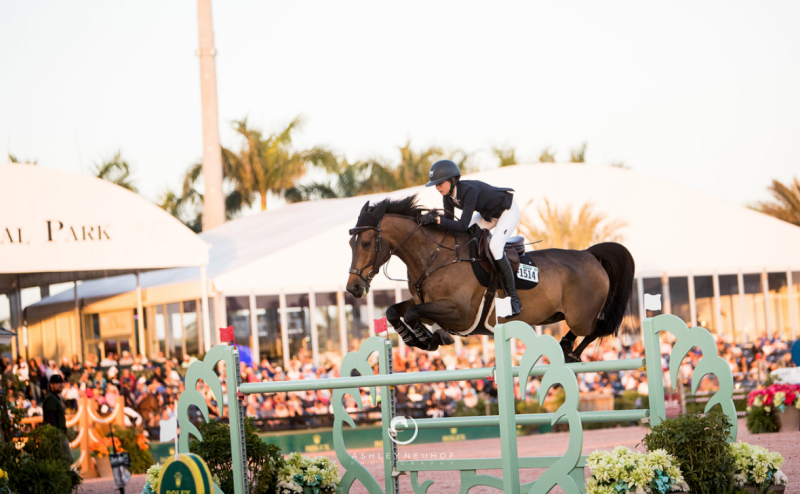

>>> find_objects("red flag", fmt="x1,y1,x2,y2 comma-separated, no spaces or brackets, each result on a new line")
374,317,388,335
219,325,235,344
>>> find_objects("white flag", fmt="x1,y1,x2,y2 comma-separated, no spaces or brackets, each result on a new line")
644,293,662,311
495,297,513,320
160,417,177,443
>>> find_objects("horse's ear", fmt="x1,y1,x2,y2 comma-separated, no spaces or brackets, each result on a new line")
360,201,370,214
373,200,388,218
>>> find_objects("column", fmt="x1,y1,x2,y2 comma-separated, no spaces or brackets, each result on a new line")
481,335,490,364
687,274,697,328
737,272,747,343
661,273,672,315
337,291,347,356
636,277,645,338
788,270,797,341
73,280,82,362
249,293,259,363
712,273,723,336
762,270,772,339
309,291,319,367
367,290,375,337
200,265,212,353
279,293,290,369
136,272,146,358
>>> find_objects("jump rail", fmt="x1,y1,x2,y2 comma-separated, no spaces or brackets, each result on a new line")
176,314,737,494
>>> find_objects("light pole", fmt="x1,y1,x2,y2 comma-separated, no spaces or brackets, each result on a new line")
196,0,225,231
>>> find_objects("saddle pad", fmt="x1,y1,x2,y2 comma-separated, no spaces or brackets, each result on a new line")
468,240,540,290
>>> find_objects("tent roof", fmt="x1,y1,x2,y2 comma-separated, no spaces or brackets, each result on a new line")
29,163,800,309
0,164,209,293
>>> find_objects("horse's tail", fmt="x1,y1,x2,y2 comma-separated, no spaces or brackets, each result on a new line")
587,242,635,339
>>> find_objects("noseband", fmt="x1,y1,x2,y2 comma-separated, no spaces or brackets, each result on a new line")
348,223,385,285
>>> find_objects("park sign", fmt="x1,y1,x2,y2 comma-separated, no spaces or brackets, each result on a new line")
157,453,214,494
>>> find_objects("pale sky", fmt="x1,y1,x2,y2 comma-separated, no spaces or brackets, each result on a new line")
1,0,799,211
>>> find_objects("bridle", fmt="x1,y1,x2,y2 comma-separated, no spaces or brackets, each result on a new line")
348,214,478,301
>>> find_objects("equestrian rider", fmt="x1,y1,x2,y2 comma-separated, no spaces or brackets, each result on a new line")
422,159,523,317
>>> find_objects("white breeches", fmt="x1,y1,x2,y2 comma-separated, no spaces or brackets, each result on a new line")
469,199,520,260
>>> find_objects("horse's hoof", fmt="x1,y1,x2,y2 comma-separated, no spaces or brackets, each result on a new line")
433,329,455,346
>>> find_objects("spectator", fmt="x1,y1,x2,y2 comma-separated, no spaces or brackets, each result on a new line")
26,399,43,417
119,351,134,366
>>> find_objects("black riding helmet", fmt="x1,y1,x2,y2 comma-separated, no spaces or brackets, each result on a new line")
425,160,461,187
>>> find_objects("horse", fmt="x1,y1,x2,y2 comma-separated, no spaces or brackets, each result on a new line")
345,195,635,361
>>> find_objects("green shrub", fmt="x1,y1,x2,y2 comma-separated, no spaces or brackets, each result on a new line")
643,411,735,494
22,425,66,463
9,457,81,494
190,419,284,494
110,426,154,474
746,406,778,434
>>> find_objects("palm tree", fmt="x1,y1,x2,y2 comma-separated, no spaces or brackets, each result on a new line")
493,147,517,167
8,153,37,164
93,151,137,192
228,117,337,210
538,148,556,163
518,199,626,250
754,177,800,227
569,142,587,163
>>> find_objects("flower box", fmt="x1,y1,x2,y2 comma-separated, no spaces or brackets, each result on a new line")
778,405,800,432
745,486,785,493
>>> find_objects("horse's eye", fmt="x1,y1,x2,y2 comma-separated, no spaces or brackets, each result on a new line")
362,241,371,248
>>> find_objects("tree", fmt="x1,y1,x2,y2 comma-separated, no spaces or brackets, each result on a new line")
493,146,517,167
538,148,556,163
8,153,37,164
285,141,466,203
754,177,800,227
227,117,337,210
518,198,626,250
569,142,587,163
93,151,137,192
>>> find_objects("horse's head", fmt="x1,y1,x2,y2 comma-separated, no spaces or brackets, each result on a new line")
346,200,390,298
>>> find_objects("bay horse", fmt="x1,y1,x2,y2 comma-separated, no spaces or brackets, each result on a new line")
345,195,635,361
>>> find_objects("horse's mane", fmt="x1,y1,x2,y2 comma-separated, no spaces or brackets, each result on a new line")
368,194,428,220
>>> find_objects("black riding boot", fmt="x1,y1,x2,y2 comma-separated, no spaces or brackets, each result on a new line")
496,254,522,317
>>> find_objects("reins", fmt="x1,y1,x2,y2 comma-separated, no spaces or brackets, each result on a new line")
349,213,478,303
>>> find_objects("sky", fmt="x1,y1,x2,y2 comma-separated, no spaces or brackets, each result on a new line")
1,0,799,211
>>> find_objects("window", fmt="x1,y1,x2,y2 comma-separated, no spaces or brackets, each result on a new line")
742,274,766,342
155,305,167,357
694,276,715,331
166,303,182,361
767,273,791,340
344,293,369,352
183,300,199,357
718,275,741,340
643,278,663,318
314,292,340,362
226,297,251,350
285,294,310,361
668,277,691,325
255,295,281,362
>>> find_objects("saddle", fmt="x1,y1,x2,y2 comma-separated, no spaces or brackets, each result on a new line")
476,229,524,275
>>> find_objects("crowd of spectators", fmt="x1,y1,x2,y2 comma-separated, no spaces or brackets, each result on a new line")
4,327,796,438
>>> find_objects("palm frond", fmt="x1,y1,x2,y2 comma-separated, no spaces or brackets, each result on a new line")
755,177,800,227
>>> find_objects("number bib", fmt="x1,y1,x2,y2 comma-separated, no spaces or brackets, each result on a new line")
517,264,539,282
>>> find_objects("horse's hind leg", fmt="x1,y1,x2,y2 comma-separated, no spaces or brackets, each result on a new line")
572,333,598,360
559,331,581,363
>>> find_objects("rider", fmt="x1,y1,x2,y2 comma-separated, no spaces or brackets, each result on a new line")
422,159,523,317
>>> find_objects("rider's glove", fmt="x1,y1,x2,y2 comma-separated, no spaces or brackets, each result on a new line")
419,212,438,225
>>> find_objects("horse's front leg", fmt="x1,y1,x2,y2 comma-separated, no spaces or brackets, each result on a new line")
404,300,459,351
386,299,424,348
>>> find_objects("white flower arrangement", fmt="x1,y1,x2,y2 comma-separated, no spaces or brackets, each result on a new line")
142,463,162,494
277,453,340,494
586,446,689,494
730,442,788,488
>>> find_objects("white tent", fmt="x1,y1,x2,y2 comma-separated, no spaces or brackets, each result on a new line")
26,163,800,363
1,163,210,357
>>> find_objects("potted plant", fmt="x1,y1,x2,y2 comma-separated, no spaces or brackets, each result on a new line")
586,446,688,494
90,436,124,477
277,453,340,494
747,384,800,433
643,411,738,493
730,442,789,493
